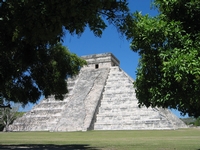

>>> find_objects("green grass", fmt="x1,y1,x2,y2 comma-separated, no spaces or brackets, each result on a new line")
0,128,200,150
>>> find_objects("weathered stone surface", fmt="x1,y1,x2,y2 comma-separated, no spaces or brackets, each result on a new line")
53,68,109,131
93,66,187,130
9,53,187,131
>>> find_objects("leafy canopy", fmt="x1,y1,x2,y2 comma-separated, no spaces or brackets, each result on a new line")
124,0,200,117
0,0,129,105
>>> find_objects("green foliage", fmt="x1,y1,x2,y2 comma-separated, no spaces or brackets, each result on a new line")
0,103,20,131
15,112,24,118
180,117,196,125
125,0,200,117
194,117,200,126
0,43,86,105
183,117,200,126
0,0,129,105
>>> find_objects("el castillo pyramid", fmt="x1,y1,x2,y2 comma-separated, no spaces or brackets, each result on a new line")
9,53,187,131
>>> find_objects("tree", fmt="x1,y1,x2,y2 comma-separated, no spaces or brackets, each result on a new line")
194,117,200,126
0,0,130,105
124,0,200,117
0,99,21,131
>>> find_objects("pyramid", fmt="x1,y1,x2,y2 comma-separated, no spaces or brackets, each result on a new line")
9,53,187,131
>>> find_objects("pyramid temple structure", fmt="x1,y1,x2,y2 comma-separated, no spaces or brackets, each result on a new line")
9,53,187,131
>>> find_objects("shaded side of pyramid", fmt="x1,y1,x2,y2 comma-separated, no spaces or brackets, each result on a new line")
9,53,187,131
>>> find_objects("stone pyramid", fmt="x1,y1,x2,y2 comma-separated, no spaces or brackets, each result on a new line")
9,53,187,131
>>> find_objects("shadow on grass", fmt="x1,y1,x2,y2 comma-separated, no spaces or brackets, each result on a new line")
0,144,100,150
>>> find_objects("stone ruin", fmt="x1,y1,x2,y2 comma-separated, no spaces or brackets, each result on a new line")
9,53,187,131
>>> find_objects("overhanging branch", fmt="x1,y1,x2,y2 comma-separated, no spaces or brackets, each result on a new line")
0,104,12,109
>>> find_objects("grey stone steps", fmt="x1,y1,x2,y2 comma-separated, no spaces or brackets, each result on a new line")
35,104,66,109
104,84,133,88
101,101,137,105
9,53,187,131
94,120,168,124
103,90,134,93
96,116,165,120
24,111,62,117
96,112,162,118
106,80,132,85
102,95,134,100
93,66,179,130
94,125,172,130
54,68,109,131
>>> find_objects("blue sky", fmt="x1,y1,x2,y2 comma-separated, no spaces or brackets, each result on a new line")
63,1,157,80
23,1,188,118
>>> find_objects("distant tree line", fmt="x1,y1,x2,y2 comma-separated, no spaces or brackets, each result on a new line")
181,117,200,126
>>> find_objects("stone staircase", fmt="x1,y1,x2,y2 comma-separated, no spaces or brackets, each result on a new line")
158,108,188,128
9,76,79,131
53,68,109,131
94,66,186,130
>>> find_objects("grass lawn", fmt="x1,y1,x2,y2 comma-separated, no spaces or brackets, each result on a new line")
0,128,200,150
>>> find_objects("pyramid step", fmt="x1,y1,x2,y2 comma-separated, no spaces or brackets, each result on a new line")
9,53,187,132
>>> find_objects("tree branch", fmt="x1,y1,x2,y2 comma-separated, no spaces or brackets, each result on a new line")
0,104,12,109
